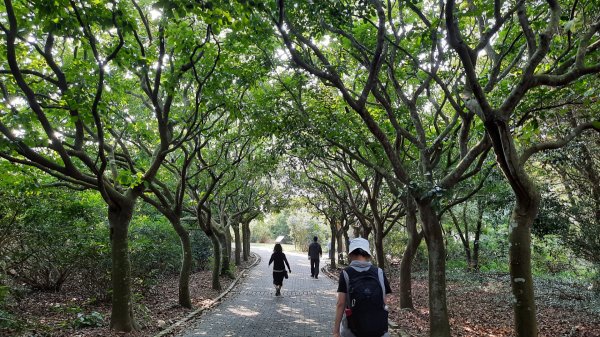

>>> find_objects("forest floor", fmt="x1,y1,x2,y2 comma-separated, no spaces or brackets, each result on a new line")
3,256,256,337
364,265,600,337
6,255,600,337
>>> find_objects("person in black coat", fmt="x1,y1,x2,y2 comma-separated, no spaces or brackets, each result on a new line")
268,243,291,296
308,236,322,278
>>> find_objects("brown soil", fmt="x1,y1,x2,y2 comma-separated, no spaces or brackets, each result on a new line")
325,265,600,337
6,257,599,337
3,256,256,337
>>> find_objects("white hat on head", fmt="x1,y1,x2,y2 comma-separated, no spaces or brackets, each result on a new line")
348,237,371,256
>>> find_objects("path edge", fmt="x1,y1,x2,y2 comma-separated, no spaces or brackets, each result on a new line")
152,252,262,337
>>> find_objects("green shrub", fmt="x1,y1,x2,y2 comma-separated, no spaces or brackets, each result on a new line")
0,284,9,305
0,309,24,332
71,311,104,328
0,188,108,293
531,235,576,276
129,213,182,286
382,227,408,261
446,259,468,271
191,230,213,270
250,219,272,243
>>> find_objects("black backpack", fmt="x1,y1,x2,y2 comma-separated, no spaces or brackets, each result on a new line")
342,265,388,337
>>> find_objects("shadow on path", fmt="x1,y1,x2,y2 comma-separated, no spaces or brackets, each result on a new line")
177,245,337,337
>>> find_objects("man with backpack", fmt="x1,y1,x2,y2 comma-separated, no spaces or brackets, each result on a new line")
333,238,392,337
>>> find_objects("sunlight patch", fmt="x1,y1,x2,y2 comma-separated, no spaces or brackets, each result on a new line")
227,306,259,317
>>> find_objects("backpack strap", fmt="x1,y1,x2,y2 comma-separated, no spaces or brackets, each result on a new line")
377,267,386,306
342,269,351,308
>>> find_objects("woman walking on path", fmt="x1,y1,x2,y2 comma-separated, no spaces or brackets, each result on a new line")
268,243,292,296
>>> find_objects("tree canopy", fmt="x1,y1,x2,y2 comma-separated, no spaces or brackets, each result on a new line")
1,1,599,336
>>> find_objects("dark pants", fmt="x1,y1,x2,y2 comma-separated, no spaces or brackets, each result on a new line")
273,271,285,286
310,258,320,277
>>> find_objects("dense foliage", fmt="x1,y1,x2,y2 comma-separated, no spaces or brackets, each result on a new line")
0,0,599,336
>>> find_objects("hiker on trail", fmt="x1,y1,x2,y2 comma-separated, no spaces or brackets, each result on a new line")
268,243,291,296
333,237,392,337
308,236,323,279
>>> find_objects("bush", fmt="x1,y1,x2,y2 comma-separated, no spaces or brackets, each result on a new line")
71,311,104,328
382,227,408,261
476,225,510,273
129,211,182,288
191,229,213,270
532,235,576,276
286,209,328,252
250,219,272,243
0,188,107,292
0,185,191,299
0,281,23,332
0,309,24,332
251,212,291,243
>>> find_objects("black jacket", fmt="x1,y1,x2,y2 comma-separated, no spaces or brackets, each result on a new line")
308,242,322,260
269,252,290,271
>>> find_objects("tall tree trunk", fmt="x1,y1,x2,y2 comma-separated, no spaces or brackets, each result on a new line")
509,199,538,336
465,247,473,270
242,221,250,261
472,202,484,272
417,200,451,337
233,223,242,266
363,227,372,241
399,200,422,309
449,208,473,271
329,222,337,269
374,225,385,270
216,229,232,277
225,227,232,265
338,232,346,265
208,232,222,290
579,142,600,226
108,202,139,331
489,122,539,337
170,218,192,308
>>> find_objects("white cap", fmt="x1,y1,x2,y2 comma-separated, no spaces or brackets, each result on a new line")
348,237,371,256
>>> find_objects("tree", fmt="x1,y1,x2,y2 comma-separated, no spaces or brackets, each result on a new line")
267,2,492,335
186,117,256,289
140,139,203,308
298,159,353,269
445,1,600,335
540,119,600,277
0,0,230,330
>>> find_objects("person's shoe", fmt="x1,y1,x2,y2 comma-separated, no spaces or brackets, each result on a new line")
275,288,281,296
315,275,318,279
311,274,314,278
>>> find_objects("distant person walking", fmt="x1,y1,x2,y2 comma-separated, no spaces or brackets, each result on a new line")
268,243,291,296
333,238,392,337
308,236,322,279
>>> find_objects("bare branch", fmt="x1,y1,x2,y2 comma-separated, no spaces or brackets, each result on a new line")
520,121,600,164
